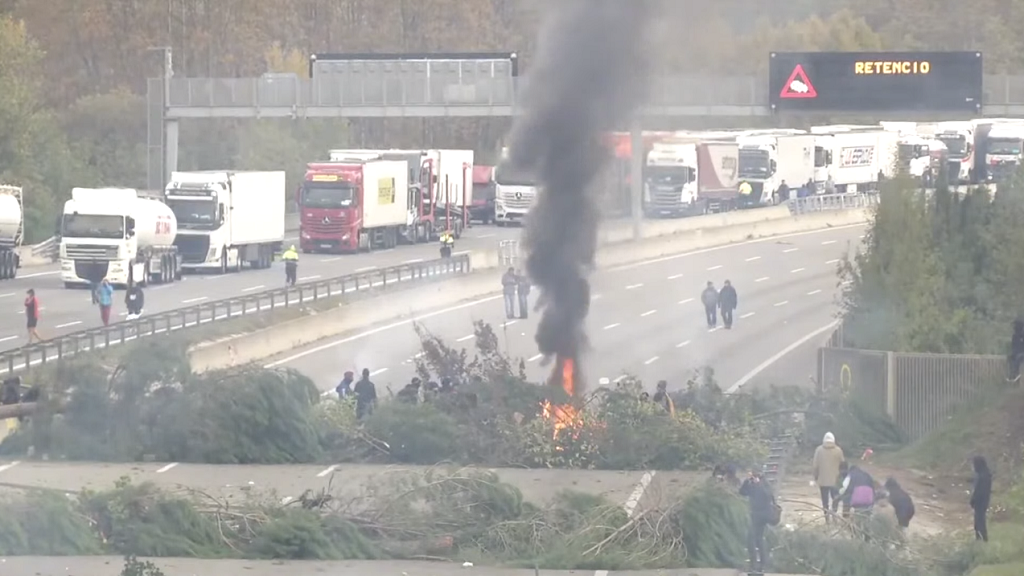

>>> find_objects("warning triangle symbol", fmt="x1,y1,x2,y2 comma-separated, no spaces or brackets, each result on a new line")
780,64,817,99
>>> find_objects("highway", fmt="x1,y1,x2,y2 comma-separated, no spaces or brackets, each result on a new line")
265,224,865,394
0,224,524,351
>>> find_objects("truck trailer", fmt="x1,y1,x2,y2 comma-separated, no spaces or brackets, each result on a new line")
737,134,815,204
0,186,23,280
59,188,181,288
165,171,285,273
298,160,410,252
813,129,898,193
697,142,742,212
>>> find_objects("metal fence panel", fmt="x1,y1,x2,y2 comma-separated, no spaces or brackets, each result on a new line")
787,193,879,215
817,347,888,414
0,255,471,377
892,352,1005,441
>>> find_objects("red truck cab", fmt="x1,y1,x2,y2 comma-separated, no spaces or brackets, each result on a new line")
469,165,495,224
298,163,363,252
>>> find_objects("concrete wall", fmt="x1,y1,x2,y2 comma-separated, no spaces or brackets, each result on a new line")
190,208,870,372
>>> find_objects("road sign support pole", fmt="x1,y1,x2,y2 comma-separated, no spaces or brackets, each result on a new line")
630,117,643,241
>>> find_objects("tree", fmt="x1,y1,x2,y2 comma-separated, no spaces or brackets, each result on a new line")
62,89,147,188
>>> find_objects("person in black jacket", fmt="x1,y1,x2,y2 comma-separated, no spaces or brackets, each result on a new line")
884,477,915,530
970,455,992,542
739,470,775,574
353,369,377,419
718,280,738,329
125,283,145,319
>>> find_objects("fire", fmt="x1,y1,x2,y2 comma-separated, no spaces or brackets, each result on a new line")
541,357,580,439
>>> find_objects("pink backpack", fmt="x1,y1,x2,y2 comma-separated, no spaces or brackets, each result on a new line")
850,485,875,508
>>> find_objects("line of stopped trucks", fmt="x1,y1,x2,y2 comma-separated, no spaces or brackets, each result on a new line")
1,119,1017,286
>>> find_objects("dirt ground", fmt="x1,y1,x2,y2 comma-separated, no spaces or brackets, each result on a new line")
778,460,974,538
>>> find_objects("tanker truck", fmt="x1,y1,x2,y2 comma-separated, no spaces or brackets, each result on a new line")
0,186,23,280
59,187,181,288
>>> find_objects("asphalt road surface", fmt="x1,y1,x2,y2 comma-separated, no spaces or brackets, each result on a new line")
264,224,866,395
0,224,528,351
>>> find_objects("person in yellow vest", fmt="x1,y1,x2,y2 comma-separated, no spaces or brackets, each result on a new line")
439,230,455,258
281,245,299,286
739,180,753,208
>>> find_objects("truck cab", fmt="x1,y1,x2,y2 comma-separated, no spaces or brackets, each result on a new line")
493,158,538,226
983,123,1024,182
644,143,698,217
470,165,495,224
934,121,975,184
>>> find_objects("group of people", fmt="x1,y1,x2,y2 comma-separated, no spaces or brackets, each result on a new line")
335,370,475,420
725,431,994,574
501,268,531,320
22,279,145,344
700,280,739,329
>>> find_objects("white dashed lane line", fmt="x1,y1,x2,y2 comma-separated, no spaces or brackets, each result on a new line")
745,256,761,262
456,334,475,342
790,268,805,273
807,289,822,296
501,320,518,327
402,258,423,264
625,283,643,290
644,356,659,365
679,298,693,304
242,285,264,292
369,368,388,376
55,321,82,329
707,265,722,271
822,240,837,245
0,336,17,344
298,275,321,281
354,266,376,272
826,259,839,265
755,277,769,283
182,296,207,304
603,323,621,330
740,312,756,319
667,274,683,280
528,353,543,362
640,309,657,317
676,340,690,348
774,301,789,307
783,248,798,253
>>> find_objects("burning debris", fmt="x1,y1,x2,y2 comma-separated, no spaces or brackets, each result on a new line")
541,356,581,438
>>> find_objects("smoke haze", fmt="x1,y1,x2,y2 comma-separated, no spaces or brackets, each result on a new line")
509,0,651,368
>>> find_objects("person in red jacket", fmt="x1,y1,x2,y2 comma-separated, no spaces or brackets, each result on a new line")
24,289,42,343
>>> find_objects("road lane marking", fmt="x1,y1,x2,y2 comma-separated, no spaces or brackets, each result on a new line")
603,323,620,330
354,266,377,272
667,274,683,280
740,312,755,319
708,326,721,332
821,240,836,245
156,462,179,473
476,233,495,238
0,461,21,473
403,258,423,264
182,296,207,304
317,464,339,477
625,283,643,289
678,298,693,304
622,471,655,517
640,309,657,317
501,320,518,328
807,289,822,296
727,321,839,393
456,334,475,342
55,321,82,329
613,375,628,383
16,270,60,279
0,293,13,298
676,340,690,348
707,265,722,271
528,353,543,362
0,336,16,343
790,268,805,273
369,368,388,376
826,259,839,265
298,275,321,281
783,248,798,253
755,277,769,282
643,356,659,365
774,301,788,307
242,285,265,292
745,256,761,262
321,257,342,263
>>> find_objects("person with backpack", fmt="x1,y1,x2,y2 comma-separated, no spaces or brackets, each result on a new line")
836,462,877,534
739,469,779,574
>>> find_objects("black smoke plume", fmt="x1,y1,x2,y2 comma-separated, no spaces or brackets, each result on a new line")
509,0,650,370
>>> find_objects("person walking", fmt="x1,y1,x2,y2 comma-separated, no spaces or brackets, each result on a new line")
516,270,531,319
281,245,299,286
884,477,915,530
24,289,42,343
719,280,738,329
95,279,114,326
124,282,144,320
700,281,719,328
335,371,354,398
970,455,992,542
812,431,846,522
353,368,377,420
501,267,518,319
740,470,776,574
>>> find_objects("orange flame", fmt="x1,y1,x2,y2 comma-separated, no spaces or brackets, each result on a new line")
541,357,580,439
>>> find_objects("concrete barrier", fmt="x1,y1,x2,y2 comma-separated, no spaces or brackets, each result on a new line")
190,208,870,372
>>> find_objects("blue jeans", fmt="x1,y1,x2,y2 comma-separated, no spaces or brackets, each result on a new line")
504,293,516,318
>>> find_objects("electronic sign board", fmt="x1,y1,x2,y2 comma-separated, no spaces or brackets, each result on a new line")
768,51,982,113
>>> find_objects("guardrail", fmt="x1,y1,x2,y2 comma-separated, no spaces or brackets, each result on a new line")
786,193,878,216
0,254,470,376
28,236,58,261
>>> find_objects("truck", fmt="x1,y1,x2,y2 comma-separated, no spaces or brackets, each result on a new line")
329,148,472,239
736,134,815,205
59,187,181,288
897,135,947,185
0,186,23,280
494,147,539,226
298,160,410,252
934,121,975,184
696,141,741,212
812,129,898,194
980,123,1024,183
165,171,285,273
470,165,495,224
643,142,699,217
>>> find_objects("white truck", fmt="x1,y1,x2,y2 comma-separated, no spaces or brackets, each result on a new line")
934,121,975,184
897,135,947,184
981,123,1024,183
0,186,23,280
165,171,285,273
494,147,539,226
60,188,181,288
644,142,699,217
812,129,898,194
736,134,815,204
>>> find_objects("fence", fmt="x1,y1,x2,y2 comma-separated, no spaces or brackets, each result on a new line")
787,193,879,216
817,325,1006,440
0,254,470,377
